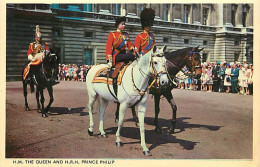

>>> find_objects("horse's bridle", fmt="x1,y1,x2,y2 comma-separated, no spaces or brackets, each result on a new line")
132,53,168,96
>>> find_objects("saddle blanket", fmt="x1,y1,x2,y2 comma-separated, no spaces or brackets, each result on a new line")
23,60,42,81
92,65,129,85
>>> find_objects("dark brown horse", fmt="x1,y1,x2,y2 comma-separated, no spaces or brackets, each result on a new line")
115,46,203,133
22,50,59,117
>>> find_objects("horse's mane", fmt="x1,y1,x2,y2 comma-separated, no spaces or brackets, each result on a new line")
165,47,192,60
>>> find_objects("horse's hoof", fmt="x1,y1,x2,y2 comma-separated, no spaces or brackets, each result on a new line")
100,134,107,138
42,113,48,118
169,128,175,134
37,109,41,113
88,129,94,136
155,127,162,133
115,141,123,147
26,107,30,111
143,150,152,156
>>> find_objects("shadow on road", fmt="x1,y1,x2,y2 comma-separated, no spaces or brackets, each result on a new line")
143,117,222,133
104,126,197,151
48,107,88,116
106,116,223,151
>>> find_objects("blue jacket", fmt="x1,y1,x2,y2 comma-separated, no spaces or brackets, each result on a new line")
231,67,239,82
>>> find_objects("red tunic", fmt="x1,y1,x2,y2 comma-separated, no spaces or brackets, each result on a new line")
27,42,49,65
135,31,156,55
106,30,134,65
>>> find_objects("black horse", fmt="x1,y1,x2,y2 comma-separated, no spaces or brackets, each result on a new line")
115,46,203,133
22,50,59,118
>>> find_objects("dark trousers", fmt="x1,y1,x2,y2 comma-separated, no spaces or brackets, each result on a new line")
219,79,225,92
213,77,220,92
231,81,238,93
115,52,135,64
248,84,253,95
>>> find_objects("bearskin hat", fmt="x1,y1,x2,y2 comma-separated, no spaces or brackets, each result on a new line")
115,16,126,28
140,8,155,29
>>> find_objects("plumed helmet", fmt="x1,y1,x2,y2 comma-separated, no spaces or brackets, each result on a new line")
140,8,155,29
115,16,126,28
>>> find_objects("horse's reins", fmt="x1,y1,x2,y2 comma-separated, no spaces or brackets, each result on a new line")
132,54,167,96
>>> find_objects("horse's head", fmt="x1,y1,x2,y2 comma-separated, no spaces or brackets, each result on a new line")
184,46,203,73
42,50,59,80
151,45,169,87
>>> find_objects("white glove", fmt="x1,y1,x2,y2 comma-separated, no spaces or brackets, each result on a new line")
28,54,33,60
107,62,112,67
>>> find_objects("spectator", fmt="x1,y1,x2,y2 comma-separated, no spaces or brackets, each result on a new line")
207,65,213,92
238,64,246,95
247,68,253,95
230,62,239,93
212,60,220,92
201,69,209,91
224,63,231,93
218,62,225,92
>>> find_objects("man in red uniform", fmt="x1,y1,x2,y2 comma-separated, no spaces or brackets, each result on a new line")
135,8,156,55
24,25,58,85
106,16,135,67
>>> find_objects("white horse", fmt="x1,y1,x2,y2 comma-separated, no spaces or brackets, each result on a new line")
86,45,168,156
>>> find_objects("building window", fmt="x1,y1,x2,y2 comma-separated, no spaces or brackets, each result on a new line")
183,5,190,23
15,4,50,10
60,4,84,11
140,4,147,12
163,37,170,43
202,8,209,25
203,40,208,46
184,39,190,44
84,4,93,12
53,28,62,37
84,31,94,38
163,4,169,21
84,49,93,65
202,53,207,62
242,4,250,27
113,4,121,15
231,4,238,27
234,53,239,62
234,40,240,46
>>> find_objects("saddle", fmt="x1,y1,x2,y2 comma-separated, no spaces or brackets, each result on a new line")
92,63,128,98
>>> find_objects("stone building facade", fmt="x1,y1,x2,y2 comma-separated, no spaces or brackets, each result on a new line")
6,3,253,81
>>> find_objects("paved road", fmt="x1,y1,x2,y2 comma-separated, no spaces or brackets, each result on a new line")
6,81,253,159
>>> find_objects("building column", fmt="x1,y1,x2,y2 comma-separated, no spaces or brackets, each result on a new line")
247,6,253,27
215,4,223,27
236,4,243,27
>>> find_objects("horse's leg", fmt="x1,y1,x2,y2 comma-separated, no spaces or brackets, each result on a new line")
163,90,177,134
115,102,120,123
36,87,41,112
99,97,108,138
23,81,30,111
40,89,47,118
154,94,162,133
131,106,139,127
137,101,151,156
44,85,54,113
115,102,127,147
88,93,97,136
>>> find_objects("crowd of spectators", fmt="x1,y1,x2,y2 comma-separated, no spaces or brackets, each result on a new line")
175,61,254,95
58,61,253,96
58,64,92,82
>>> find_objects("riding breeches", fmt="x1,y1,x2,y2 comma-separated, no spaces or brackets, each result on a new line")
115,52,135,64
